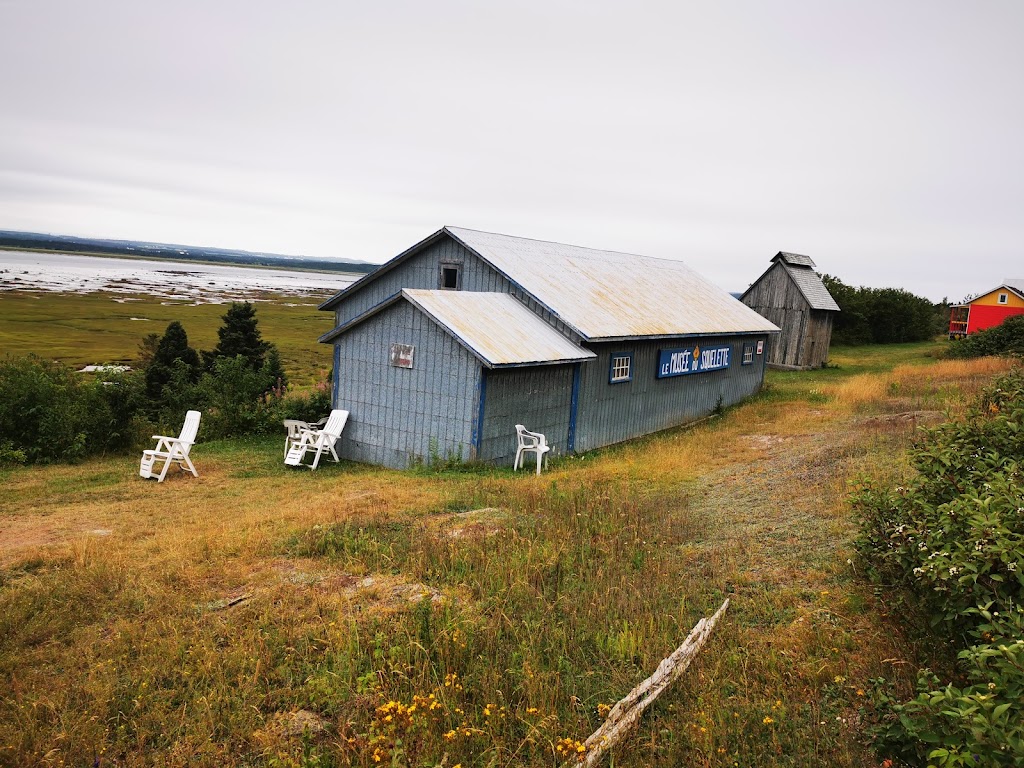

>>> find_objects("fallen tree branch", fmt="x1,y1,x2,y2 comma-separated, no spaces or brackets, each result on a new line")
580,598,730,767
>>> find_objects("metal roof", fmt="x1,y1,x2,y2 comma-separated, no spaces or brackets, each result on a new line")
773,251,816,268
444,227,780,341
403,290,596,367
782,264,841,312
320,289,595,367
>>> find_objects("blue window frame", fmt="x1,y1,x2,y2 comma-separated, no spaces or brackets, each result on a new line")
609,352,633,383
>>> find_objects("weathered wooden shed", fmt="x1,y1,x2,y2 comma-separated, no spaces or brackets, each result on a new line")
740,252,840,370
318,227,780,468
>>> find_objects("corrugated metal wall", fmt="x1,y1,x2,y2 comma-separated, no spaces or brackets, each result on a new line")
335,239,514,327
573,335,769,452
333,300,481,468
478,364,575,464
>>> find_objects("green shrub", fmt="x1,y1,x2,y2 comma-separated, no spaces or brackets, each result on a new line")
870,609,1024,767
196,355,283,438
0,356,147,463
853,368,1024,765
278,380,333,423
948,315,1024,359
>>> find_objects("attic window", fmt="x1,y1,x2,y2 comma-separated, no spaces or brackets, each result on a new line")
440,263,462,290
999,293,1008,304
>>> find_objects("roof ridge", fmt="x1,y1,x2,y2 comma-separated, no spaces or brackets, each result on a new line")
445,225,690,267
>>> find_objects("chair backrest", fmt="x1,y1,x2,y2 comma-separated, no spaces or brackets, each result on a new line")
321,409,350,438
283,419,308,439
515,424,539,447
179,410,202,445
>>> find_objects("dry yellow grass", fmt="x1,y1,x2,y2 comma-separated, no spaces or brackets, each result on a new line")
1,347,1014,767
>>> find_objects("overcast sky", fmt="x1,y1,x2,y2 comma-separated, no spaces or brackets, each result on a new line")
1,1,1022,301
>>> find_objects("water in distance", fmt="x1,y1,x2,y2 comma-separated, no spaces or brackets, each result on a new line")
0,249,358,304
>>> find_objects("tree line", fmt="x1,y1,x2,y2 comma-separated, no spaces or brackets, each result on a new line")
822,275,949,345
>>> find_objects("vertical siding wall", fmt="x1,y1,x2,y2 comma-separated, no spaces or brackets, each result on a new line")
335,238,514,327
333,300,480,468
573,335,769,452
741,265,810,367
801,311,834,368
478,365,575,465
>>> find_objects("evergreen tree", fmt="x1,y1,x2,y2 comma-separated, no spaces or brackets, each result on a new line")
205,301,287,390
206,302,267,370
144,321,201,403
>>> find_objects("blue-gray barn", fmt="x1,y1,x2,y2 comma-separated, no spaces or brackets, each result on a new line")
318,227,780,468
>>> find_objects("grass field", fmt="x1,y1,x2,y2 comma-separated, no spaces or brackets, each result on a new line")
1,322,1012,767
0,291,336,387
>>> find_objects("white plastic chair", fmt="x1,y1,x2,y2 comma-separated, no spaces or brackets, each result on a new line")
284,409,349,470
283,416,328,459
514,424,550,475
139,410,201,482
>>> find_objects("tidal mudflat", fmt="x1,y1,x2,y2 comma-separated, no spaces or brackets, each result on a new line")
0,249,358,304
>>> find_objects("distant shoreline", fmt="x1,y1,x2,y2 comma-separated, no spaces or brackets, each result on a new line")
0,244,365,278
0,229,379,276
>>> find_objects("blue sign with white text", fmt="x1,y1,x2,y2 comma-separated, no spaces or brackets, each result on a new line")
657,344,731,378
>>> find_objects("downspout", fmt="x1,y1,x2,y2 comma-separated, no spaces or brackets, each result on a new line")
567,362,581,453
332,343,341,407
471,366,488,460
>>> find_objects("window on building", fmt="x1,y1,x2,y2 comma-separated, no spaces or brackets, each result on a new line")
439,263,462,290
999,292,1008,304
609,353,633,383
742,343,754,365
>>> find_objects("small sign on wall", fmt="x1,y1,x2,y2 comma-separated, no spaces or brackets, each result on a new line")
389,343,415,369
756,340,764,355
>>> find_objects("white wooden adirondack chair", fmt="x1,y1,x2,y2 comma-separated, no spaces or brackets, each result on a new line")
284,409,349,470
139,410,201,482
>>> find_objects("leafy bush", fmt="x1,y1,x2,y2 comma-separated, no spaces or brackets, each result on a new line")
948,315,1024,359
196,355,284,438
0,356,146,463
854,368,1024,765
278,378,333,423
870,609,1024,766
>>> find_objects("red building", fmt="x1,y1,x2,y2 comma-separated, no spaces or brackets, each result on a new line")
949,281,1024,338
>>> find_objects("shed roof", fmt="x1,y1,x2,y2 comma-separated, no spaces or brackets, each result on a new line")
320,290,595,368
321,227,780,341
782,264,842,312
773,251,816,268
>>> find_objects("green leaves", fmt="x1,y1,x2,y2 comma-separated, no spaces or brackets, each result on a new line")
855,368,1024,766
